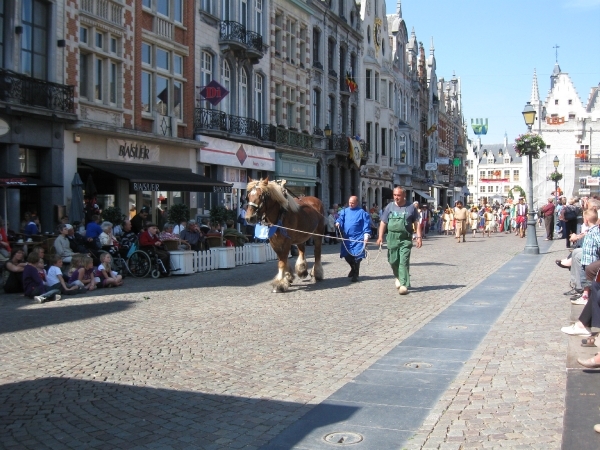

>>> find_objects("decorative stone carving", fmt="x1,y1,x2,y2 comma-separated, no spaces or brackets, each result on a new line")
367,48,375,59
375,107,380,120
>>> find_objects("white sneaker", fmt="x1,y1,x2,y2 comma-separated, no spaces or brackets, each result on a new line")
34,296,45,303
398,286,408,295
394,278,401,288
561,323,591,336
571,296,588,306
54,295,62,301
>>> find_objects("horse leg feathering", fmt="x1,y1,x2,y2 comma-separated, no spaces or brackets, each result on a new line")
295,245,308,279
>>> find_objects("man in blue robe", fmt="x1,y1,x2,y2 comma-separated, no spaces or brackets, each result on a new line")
335,196,372,282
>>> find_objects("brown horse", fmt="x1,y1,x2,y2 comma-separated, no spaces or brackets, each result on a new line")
245,177,325,293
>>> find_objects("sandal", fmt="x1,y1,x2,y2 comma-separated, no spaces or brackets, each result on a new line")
556,260,569,269
581,336,597,347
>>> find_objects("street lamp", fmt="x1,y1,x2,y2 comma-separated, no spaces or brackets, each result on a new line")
553,155,560,201
324,124,332,137
400,148,406,163
522,101,539,255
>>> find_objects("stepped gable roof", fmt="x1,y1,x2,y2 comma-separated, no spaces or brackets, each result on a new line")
477,143,522,165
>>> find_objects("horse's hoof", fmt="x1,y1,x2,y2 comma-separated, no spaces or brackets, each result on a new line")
272,289,278,293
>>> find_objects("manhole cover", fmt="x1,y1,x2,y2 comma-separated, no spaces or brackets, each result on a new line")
448,325,468,330
323,432,363,445
404,362,433,369
473,301,490,306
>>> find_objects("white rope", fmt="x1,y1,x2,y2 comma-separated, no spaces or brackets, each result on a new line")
265,222,384,265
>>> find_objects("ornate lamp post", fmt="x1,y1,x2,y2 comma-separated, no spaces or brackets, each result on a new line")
553,156,560,202
522,102,539,254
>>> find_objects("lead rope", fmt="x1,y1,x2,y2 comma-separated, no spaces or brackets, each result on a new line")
265,222,384,265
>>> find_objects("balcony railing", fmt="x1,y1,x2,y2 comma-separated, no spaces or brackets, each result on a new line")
0,69,75,113
220,21,264,58
195,107,312,149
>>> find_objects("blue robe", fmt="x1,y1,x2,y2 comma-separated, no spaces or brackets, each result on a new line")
336,207,371,260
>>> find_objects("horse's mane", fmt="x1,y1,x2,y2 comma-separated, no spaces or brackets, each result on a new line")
247,179,299,213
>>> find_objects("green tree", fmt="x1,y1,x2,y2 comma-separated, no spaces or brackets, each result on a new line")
168,203,190,225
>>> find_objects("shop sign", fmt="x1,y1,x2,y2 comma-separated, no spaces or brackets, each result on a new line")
586,177,600,186
425,163,438,171
436,157,450,165
132,183,161,191
107,139,160,163
199,136,275,171
579,188,591,196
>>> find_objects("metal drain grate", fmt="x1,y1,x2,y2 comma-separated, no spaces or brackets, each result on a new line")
404,362,433,369
323,432,363,445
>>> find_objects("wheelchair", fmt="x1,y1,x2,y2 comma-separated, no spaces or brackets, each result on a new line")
105,242,173,279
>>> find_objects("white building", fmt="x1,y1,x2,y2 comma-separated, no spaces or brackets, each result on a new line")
466,135,525,207
529,64,600,203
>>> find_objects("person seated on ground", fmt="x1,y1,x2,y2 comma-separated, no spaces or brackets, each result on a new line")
67,255,97,291
223,220,248,247
23,214,41,237
22,252,61,303
130,206,150,234
99,221,120,254
46,255,83,295
85,215,103,250
3,248,26,293
179,220,205,251
95,252,123,288
160,223,191,250
54,224,76,263
118,220,138,258
139,223,170,276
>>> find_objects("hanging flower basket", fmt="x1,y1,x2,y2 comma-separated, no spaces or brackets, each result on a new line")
549,171,563,182
513,133,546,159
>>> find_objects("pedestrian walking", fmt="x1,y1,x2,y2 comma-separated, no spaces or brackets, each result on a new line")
376,187,422,295
540,197,556,240
453,201,468,243
335,196,371,282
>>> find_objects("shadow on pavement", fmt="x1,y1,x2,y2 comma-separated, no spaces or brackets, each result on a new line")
0,301,135,335
0,377,358,449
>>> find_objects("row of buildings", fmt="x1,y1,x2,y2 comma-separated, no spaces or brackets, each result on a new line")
0,0,467,232
465,63,600,209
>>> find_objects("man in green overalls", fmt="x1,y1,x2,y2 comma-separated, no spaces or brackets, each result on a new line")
376,187,422,295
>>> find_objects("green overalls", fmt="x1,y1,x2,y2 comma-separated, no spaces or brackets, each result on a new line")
386,208,413,288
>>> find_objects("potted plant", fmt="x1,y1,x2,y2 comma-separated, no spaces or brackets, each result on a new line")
101,206,124,226
513,133,546,159
209,205,236,226
168,203,190,227
549,171,563,183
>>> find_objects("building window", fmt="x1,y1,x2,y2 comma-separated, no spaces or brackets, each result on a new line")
479,171,485,179
80,27,88,45
19,147,40,175
467,174,473,185
221,60,231,114
328,95,335,132
110,37,118,54
109,62,117,103
140,41,186,117
275,83,282,125
366,122,372,156
299,27,306,67
374,72,379,101
286,19,296,63
299,91,306,131
95,58,103,100
312,88,321,130
504,170,510,178
480,186,485,193
200,0,211,13
80,54,89,98
568,99,572,105
327,38,335,72
286,86,295,128
255,74,264,123
366,69,372,99
381,127,386,156
487,186,493,193
504,185,510,193
554,99,558,105
157,0,169,17
143,0,151,8
513,170,519,181
0,0,4,67
174,0,182,22
21,0,48,79
96,32,104,49
312,27,321,65
275,12,282,56
239,67,248,117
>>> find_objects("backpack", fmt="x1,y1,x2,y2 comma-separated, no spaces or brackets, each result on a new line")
564,206,577,220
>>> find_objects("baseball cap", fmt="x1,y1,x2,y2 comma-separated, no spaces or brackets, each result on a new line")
140,206,150,213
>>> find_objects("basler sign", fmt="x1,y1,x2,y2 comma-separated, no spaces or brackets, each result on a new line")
106,139,160,163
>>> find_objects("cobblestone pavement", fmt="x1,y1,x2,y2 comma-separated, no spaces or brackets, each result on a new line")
404,237,570,450
0,229,569,449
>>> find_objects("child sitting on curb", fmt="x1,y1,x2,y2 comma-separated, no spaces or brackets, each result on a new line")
22,253,61,303
47,255,84,295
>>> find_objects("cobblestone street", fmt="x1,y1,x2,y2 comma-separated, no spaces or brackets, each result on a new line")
0,229,573,449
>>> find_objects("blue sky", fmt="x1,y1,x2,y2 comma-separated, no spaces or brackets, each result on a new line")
387,0,600,145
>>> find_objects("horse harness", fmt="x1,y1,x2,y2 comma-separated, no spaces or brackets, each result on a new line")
247,180,288,230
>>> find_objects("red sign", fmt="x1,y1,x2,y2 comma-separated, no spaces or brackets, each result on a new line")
200,80,229,106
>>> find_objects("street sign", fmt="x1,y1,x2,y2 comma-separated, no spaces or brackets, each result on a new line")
425,162,438,171
436,157,450,165
200,80,229,106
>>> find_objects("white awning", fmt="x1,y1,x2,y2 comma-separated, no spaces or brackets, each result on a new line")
414,189,434,201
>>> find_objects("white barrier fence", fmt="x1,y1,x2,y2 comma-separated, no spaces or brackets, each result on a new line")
171,243,278,274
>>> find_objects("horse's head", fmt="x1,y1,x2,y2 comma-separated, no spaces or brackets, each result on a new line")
245,177,268,225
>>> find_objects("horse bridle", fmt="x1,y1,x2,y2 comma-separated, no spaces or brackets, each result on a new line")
247,183,268,223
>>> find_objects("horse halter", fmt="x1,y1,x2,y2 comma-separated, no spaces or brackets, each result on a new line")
247,183,267,221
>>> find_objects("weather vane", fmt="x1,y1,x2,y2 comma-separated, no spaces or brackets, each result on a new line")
553,44,560,63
